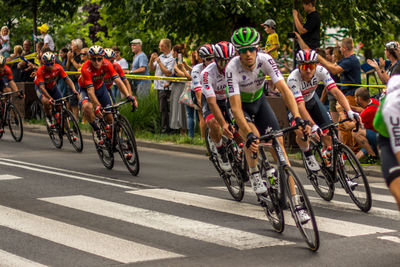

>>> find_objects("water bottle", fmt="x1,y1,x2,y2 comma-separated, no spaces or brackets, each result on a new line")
321,148,331,167
54,113,61,125
104,124,112,139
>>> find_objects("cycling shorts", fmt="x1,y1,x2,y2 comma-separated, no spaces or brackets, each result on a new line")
201,94,230,124
0,78,9,92
241,93,280,136
35,84,62,101
80,82,113,108
107,87,116,104
378,134,400,186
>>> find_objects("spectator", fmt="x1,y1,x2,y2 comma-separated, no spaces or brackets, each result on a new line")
185,50,201,139
22,39,33,55
58,47,69,97
169,44,188,135
0,26,10,57
367,41,400,85
66,38,83,120
17,41,44,81
79,47,89,68
261,19,280,96
350,87,379,163
9,45,23,82
149,38,175,134
113,46,129,70
130,39,151,97
38,24,55,51
293,0,321,67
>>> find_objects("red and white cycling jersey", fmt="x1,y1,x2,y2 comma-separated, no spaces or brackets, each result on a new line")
0,65,13,80
78,59,118,90
201,62,227,101
191,63,205,92
35,63,68,90
287,65,336,103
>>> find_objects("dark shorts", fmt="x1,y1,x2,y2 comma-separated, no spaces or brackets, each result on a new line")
242,93,280,136
107,87,116,104
201,94,229,124
378,135,400,186
35,84,62,101
80,82,113,108
361,129,378,156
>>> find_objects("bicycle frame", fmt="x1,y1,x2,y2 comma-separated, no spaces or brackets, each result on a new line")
0,91,21,127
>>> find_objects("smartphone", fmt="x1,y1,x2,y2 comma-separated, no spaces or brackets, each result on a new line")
287,32,296,39
178,53,182,64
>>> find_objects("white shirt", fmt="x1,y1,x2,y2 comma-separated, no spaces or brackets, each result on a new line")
190,63,205,92
201,62,227,101
225,53,283,98
287,65,336,103
43,33,55,51
116,58,129,70
153,52,175,90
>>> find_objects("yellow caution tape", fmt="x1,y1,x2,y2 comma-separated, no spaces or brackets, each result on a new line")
6,53,38,64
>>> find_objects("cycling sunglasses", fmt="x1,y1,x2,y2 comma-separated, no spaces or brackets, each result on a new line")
299,63,316,71
238,46,257,54
90,57,103,62
44,62,54,66
204,57,214,62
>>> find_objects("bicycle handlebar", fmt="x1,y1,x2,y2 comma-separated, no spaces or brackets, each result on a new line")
0,90,23,98
53,94,75,104
320,117,360,132
102,98,132,113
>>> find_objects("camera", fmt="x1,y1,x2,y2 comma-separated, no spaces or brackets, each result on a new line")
287,32,296,39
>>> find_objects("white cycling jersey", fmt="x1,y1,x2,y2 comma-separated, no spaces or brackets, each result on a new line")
287,65,336,103
191,63,205,93
201,62,227,101
225,53,283,102
383,75,400,153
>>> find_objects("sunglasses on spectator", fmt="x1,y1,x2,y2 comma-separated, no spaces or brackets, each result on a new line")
80,53,88,56
44,62,54,66
204,57,214,62
238,46,257,54
299,63,316,71
90,57,103,62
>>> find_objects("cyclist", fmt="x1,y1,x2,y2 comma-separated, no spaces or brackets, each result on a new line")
227,27,310,223
287,49,359,179
0,55,20,94
78,45,136,144
34,52,78,127
377,75,400,210
104,48,132,103
201,41,236,171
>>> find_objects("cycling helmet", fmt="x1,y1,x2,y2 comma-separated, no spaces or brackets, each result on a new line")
213,41,236,60
296,49,318,64
88,45,105,57
0,55,5,65
231,27,260,48
262,19,276,29
42,51,55,62
104,48,115,59
198,44,214,59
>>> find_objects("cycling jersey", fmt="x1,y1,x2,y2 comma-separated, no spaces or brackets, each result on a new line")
191,63,205,93
104,61,126,90
287,65,336,103
201,62,227,101
382,75,400,154
34,64,68,90
0,65,13,81
226,53,283,103
78,59,118,90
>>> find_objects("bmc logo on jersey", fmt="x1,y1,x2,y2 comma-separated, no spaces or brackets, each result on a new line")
227,72,234,93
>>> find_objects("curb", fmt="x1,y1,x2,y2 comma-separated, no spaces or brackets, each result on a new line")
23,123,384,179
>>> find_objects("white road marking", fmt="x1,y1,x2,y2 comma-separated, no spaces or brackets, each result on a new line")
369,183,389,189
0,174,22,181
0,249,47,267
41,195,294,250
0,204,182,263
128,189,396,237
377,235,400,244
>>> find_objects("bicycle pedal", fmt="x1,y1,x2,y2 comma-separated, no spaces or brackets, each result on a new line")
125,154,133,160
72,136,77,142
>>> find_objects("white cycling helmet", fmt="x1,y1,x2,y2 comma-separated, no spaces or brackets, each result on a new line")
42,51,56,62
296,49,318,64
104,48,115,59
213,41,236,60
198,44,214,59
88,45,105,57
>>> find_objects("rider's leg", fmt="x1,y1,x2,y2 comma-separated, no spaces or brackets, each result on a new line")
241,122,260,173
207,117,222,145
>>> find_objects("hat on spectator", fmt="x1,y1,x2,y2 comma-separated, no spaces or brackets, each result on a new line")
38,24,49,33
261,19,276,29
130,39,142,45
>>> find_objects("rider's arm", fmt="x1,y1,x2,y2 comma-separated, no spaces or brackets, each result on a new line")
114,77,131,97
330,86,351,112
208,97,227,128
275,80,301,118
64,77,77,94
87,86,101,107
229,94,252,135
297,100,316,126
39,84,52,100
8,80,19,93
122,79,132,96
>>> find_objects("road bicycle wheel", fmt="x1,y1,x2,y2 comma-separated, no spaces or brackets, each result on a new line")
223,143,245,202
336,144,372,212
30,100,45,120
7,104,23,142
47,115,63,149
283,165,319,251
93,123,114,169
303,142,335,201
205,128,223,174
63,109,83,152
117,118,140,176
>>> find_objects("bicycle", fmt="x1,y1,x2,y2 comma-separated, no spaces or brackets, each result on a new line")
205,127,247,201
0,90,23,142
256,125,319,251
45,95,83,153
301,118,372,212
93,98,139,176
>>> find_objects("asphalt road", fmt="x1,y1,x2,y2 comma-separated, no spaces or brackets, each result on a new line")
0,131,398,266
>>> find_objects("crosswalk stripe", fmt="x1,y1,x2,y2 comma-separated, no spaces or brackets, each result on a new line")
0,249,47,267
210,186,400,221
0,204,182,263
41,195,294,250
302,184,396,204
0,174,22,181
369,183,389,190
377,236,400,244
128,189,396,237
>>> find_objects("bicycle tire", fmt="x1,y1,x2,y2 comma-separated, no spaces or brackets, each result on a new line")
117,118,140,176
47,115,63,149
259,160,285,233
7,104,23,142
205,128,223,174
336,144,372,212
283,165,320,251
30,100,45,120
93,123,114,169
224,143,245,202
63,109,83,152
303,142,335,201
